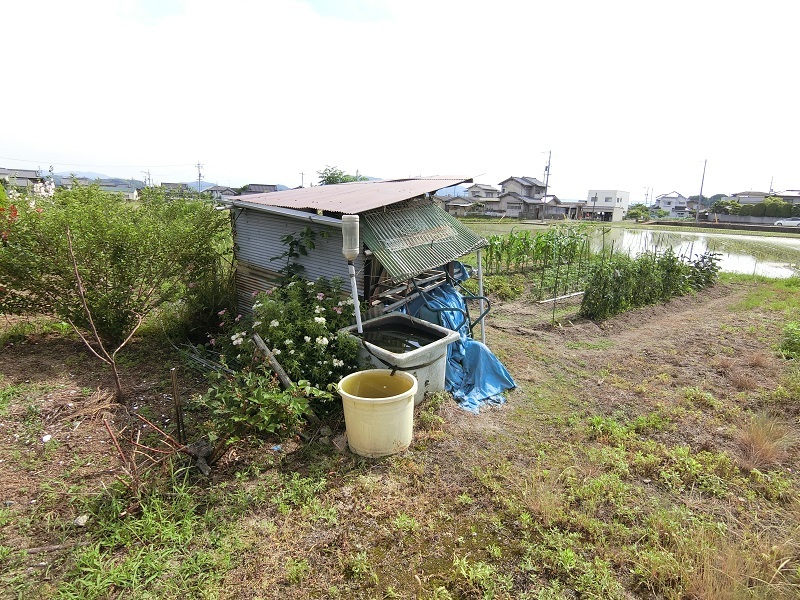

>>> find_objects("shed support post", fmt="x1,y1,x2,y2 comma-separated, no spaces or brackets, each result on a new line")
476,248,486,345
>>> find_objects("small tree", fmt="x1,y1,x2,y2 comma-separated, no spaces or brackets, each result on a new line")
317,166,368,185
0,185,230,399
710,199,740,215
625,203,650,221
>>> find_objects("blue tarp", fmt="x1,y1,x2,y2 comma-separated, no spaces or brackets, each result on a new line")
404,282,516,413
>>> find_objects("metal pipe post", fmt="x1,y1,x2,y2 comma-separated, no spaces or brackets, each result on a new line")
476,248,486,345
348,261,363,333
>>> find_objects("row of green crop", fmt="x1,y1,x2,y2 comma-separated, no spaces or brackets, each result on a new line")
579,248,721,320
481,224,592,276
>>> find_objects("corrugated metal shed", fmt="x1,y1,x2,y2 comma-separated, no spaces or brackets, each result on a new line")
232,207,365,313
361,199,487,284
229,176,472,214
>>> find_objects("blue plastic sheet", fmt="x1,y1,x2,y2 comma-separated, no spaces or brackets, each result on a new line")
404,282,516,413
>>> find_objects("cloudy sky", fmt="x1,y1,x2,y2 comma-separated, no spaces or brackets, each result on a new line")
4,0,798,200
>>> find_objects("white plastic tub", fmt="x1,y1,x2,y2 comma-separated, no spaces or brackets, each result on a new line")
342,313,460,405
337,369,418,457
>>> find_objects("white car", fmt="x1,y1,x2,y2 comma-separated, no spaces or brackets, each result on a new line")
774,217,800,226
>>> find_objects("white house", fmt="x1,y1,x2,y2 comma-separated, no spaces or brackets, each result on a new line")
586,190,630,222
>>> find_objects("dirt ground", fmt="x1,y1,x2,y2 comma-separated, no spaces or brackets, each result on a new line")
0,283,786,511
0,280,798,597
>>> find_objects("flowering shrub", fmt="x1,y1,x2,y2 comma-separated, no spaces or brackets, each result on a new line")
215,277,360,394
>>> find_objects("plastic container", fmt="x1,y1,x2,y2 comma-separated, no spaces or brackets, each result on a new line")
337,369,418,457
342,313,460,405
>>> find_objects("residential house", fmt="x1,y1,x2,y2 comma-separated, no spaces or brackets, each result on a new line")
726,191,770,205
774,190,800,205
559,199,587,220
161,182,190,191
0,167,44,188
443,198,474,218
496,176,548,218
466,183,499,199
97,179,140,201
206,185,238,200
58,176,93,189
650,191,688,219
240,183,278,195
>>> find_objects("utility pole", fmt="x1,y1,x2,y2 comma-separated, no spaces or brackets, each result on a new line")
542,150,551,221
542,150,551,199
141,170,152,187
300,172,304,187
196,161,203,194
696,159,707,222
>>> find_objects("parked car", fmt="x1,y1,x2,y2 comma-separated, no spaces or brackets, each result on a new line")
773,217,800,226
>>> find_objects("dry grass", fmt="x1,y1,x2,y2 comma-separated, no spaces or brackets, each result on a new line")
747,351,772,369
685,526,800,600
728,370,757,391
736,412,800,470
712,356,735,375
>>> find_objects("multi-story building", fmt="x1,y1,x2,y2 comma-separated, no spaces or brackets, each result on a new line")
586,190,631,221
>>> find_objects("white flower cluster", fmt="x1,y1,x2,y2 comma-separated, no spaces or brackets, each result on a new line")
284,339,294,346
270,319,280,328
314,306,325,314
313,316,326,324
230,331,246,346
316,337,329,347
332,358,344,367
338,298,355,306
304,335,311,343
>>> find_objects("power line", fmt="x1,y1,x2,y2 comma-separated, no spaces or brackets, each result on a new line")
0,155,196,169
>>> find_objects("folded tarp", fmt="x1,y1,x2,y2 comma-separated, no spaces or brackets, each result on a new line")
404,283,516,413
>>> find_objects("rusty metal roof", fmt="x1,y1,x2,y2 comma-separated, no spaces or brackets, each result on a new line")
225,176,473,214
361,198,488,284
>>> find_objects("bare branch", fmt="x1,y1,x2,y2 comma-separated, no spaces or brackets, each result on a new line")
65,225,113,364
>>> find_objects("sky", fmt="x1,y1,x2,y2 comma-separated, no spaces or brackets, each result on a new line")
4,0,799,201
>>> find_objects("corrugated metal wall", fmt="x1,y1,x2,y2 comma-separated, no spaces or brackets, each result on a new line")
233,208,364,313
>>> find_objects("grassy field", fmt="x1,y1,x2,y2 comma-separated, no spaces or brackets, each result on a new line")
1,275,799,599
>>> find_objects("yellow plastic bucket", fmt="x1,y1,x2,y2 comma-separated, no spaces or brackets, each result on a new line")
337,369,418,458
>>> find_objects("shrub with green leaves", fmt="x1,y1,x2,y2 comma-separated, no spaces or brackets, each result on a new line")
194,369,325,442
779,322,800,359
0,185,230,342
0,185,231,398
